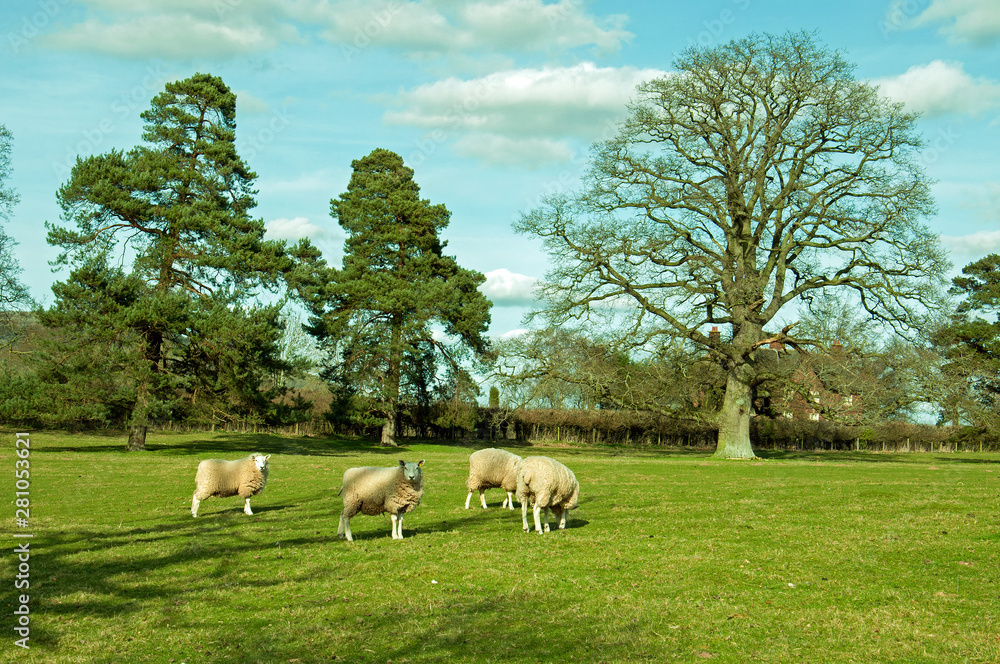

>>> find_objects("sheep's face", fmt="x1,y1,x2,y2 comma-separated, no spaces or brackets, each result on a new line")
253,454,271,471
398,459,424,483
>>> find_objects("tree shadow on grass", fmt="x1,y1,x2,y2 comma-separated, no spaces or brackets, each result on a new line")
756,450,926,464
39,432,444,458
934,455,1000,465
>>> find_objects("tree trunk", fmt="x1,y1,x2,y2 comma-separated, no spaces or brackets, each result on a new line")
380,409,398,446
127,378,150,451
127,424,147,451
714,367,757,459
381,317,402,447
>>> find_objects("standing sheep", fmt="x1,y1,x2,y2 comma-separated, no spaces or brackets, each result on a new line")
516,456,579,534
337,459,424,541
465,448,522,510
191,453,270,517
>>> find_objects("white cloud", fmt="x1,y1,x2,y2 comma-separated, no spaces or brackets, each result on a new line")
314,0,631,56
41,14,295,58
914,0,1000,46
236,90,271,115
480,268,540,306
499,328,529,340
43,0,629,60
385,63,666,166
457,0,630,53
453,134,576,168
265,217,328,241
874,60,1000,118
940,228,1000,264
387,63,665,138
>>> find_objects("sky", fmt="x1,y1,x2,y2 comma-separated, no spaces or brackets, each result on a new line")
2,0,1000,340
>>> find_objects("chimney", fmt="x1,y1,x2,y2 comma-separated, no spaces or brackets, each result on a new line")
769,340,784,351
709,326,720,344
831,340,843,354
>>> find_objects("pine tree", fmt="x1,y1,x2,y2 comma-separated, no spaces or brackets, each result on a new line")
303,148,492,445
47,73,290,449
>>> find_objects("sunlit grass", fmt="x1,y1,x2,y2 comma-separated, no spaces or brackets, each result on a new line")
4,430,999,662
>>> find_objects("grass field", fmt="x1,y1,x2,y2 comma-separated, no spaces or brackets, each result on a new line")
3,430,999,663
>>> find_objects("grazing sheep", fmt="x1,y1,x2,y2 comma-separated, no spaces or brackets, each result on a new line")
337,459,425,541
516,456,579,534
465,448,522,510
191,453,270,517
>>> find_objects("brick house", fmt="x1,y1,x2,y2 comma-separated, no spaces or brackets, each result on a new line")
753,338,864,424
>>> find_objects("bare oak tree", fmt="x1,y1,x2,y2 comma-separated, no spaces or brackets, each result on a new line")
516,32,949,458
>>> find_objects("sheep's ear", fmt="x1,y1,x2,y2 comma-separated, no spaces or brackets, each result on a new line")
264,455,271,460
417,459,424,467
399,459,406,467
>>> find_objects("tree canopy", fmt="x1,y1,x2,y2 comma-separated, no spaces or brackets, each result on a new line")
516,31,949,458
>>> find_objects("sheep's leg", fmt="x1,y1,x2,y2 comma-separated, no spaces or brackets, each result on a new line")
391,513,405,539
522,500,531,532
542,506,551,533
479,489,488,509
505,491,515,510
338,513,353,542
556,507,567,530
532,503,544,534
465,491,473,509
244,498,253,515
191,494,201,518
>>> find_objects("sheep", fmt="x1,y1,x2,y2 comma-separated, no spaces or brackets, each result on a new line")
337,459,425,541
516,456,579,534
465,448,522,510
191,453,270,517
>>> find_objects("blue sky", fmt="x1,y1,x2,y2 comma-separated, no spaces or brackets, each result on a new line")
2,0,1000,338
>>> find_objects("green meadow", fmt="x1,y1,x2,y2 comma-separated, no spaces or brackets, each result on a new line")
3,430,999,663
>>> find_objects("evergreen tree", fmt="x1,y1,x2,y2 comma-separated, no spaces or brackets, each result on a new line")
932,254,1000,428
301,148,492,445
47,73,290,449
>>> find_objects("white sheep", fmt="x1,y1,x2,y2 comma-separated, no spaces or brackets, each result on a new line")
516,456,579,534
465,448,522,510
337,459,424,541
191,453,270,517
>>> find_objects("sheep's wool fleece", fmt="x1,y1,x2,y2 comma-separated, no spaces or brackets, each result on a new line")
516,456,579,510
340,466,424,517
466,448,522,492
194,455,268,499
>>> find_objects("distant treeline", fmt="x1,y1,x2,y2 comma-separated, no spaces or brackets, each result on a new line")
7,391,992,452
